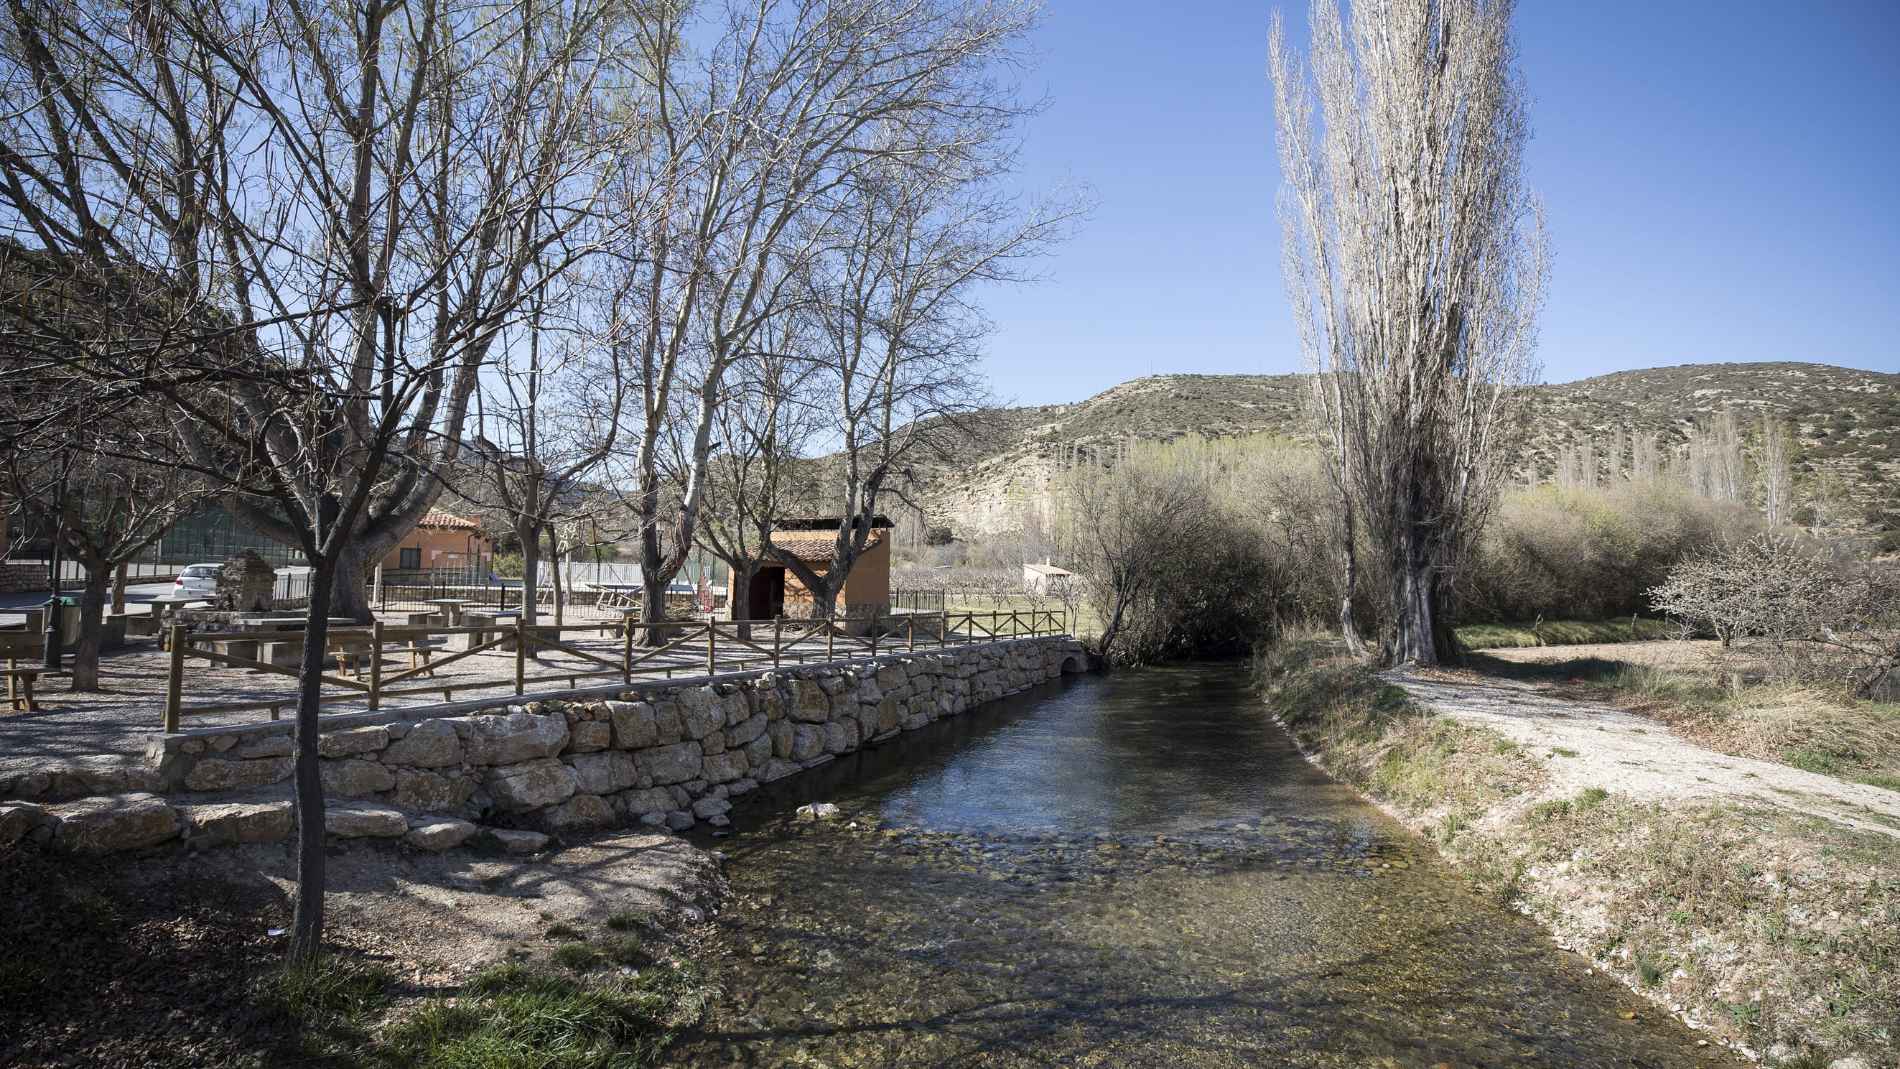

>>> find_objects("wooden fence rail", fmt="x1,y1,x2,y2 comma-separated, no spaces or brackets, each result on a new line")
162,609,1067,732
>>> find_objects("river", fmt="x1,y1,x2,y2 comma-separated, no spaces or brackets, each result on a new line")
672,662,1742,1067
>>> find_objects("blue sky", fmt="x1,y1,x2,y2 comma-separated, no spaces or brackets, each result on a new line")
975,0,1900,407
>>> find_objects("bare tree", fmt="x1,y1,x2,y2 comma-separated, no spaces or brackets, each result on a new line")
603,0,1040,641
695,314,824,634
472,265,626,627
770,159,1078,618
1756,413,1795,527
1271,0,1547,665
0,0,635,962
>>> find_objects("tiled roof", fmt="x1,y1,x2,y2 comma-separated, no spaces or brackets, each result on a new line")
767,528,885,564
418,510,483,531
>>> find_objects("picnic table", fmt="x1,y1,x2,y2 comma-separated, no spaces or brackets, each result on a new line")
425,598,474,626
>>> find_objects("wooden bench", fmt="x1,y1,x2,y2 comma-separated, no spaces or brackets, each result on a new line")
332,636,448,679
4,664,62,712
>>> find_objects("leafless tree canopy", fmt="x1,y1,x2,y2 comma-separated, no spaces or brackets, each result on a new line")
1270,0,1547,665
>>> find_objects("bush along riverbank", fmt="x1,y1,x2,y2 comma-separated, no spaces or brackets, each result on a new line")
1257,638,1898,1069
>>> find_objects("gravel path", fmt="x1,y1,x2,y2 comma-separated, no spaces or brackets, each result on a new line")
1388,667,1900,839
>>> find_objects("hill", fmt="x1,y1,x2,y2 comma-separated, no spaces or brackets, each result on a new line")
908,361,1900,539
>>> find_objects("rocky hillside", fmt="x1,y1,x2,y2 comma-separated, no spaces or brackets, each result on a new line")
910,362,1900,538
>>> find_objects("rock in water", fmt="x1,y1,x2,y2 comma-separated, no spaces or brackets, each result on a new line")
795,802,842,822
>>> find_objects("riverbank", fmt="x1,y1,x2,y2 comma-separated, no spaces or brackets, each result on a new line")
1258,638,1898,1068
0,832,723,1068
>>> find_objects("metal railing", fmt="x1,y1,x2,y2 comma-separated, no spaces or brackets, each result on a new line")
161,608,1067,731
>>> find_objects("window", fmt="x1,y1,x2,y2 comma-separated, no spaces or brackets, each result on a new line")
399,547,422,571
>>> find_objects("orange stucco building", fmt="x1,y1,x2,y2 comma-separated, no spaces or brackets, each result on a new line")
744,518,892,621
381,510,493,576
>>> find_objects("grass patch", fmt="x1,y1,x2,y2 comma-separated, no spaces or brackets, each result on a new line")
1256,635,1545,840
1454,618,1675,650
378,961,708,1069
552,943,604,973
545,922,585,942
266,958,397,1022
605,911,644,933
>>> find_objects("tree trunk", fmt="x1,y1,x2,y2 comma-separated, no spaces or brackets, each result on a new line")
69,562,111,691
111,562,128,615
1337,497,1367,657
519,522,541,627
727,560,755,642
547,527,564,627
287,561,335,966
639,529,669,646
327,543,374,623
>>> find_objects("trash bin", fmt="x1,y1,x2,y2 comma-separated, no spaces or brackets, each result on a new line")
52,597,83,646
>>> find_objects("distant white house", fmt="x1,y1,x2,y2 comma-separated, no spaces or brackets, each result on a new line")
1021,561,1076,596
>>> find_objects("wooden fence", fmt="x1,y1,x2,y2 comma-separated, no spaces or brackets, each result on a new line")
161,609,1067,731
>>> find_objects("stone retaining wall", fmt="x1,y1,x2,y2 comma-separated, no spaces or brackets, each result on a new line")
1,637,1087,854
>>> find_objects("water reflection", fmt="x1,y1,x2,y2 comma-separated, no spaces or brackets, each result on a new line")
675,664,1741,1068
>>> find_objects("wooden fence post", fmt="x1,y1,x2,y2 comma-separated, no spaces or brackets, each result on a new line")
514,615,527,695
368,619,384,710
623,623,633,684
939,610,947,648
907,614,915,651
164,624,185,732
772,618,782,669
826,620,835,660
706,618,717,676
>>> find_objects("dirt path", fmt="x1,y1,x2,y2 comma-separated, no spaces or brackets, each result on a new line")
1387,668,1900,839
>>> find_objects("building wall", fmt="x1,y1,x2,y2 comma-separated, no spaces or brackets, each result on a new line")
777,535,892,617
382,527,493,574
843,535,890,610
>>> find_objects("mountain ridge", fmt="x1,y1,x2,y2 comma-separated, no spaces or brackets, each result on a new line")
909,361,1899,538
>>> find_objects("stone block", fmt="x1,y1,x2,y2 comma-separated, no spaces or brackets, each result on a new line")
635,742,702,786
567,751,637,795
482,827,549,854
321,759,395,798
741,734,773,769
566,721,611,754
791,680,830,722
701,750,747,784
614,787,675,817
692,796,731,820
317,725,389,759
391,769,474,812
790,723,825,761
0,802,47,846
183,756,292,792
487,758,578,812
757,758,800,783
182,801,294,846
381,719,462,768
726,713,767,749
542,793,615,832
326,805,408,838
232,734,295,760
405,819,478,851
824,720,857,755
768,720,794,759
455,712,569,766
608,701,658,749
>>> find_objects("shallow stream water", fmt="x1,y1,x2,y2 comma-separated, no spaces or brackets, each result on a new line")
674,663,1742,1067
